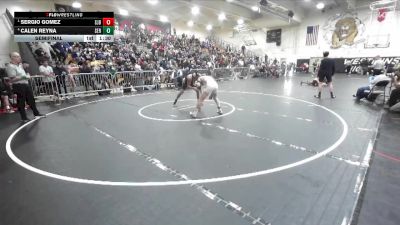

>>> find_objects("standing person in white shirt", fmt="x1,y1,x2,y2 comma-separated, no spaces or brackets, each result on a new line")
372,55,385,76
190,75,223,118
6,52,44,122
39,60,57,95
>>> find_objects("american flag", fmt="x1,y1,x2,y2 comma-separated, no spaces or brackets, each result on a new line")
306,25,319,46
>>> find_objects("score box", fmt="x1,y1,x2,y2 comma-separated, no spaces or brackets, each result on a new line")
102,18,114,26
102,26,114,35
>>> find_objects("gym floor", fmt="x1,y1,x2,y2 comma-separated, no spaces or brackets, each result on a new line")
0,74,398,225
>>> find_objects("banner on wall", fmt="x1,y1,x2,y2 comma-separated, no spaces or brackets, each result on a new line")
300,57,399,74
340,56,400,73
322,12,366,49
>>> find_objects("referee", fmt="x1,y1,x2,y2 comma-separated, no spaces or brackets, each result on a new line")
315,51,336,99
6,52,44,122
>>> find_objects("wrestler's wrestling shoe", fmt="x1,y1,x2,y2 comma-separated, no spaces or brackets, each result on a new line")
217,107,223,115
190,111,197,118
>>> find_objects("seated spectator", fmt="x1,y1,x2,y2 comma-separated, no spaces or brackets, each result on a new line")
353,74,391,101
0,68,14,113
388,73,400,110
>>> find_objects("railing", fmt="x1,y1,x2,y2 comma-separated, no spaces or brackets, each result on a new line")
232,67,251,79
5,8,13,28
190,68,213,76
114,71,160,91
29,67,250,102
30,75,60,102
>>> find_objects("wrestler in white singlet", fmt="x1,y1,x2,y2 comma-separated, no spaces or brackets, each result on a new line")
190,76,222,118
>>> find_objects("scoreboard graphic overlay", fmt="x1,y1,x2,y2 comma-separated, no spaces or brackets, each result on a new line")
14,12,114,42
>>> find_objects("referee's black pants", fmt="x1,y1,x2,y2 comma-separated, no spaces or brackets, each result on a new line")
12,83,40,120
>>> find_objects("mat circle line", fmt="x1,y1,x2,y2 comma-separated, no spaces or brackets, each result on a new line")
138,99,236,122
5,91,349,186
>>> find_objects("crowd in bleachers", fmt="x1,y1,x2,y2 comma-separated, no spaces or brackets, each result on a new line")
29,23,259,76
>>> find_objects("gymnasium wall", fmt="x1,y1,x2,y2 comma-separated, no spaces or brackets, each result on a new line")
215,7,400,61
173,22,209,40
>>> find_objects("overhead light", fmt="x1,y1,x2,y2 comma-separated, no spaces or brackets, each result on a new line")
159,15,168,22
226,0,234,2
191,6,200,15
72,1,82,8
218,12,226,21
237,18,244,25
316,2,325,9
187,20,194,27
147,0,158,5
304,0,310,2
206,24,213,31
139,23,146,29
119,9,128,16
251,6,259,11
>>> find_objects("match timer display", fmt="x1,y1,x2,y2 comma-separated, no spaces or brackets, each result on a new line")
14,12,115,42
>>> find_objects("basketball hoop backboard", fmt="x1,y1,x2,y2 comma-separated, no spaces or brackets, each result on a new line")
364,34,390,48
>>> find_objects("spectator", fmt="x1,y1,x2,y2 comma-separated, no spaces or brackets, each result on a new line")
353,74,391,101
6,52,44,122
388,73,400,110
53,61,68,96
79,61,93,91
0,67,14,113
39,60,57,95
344,60,352,75
372,55,385,76
360,58,369,75
312,60,318,74
394,61,400,73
